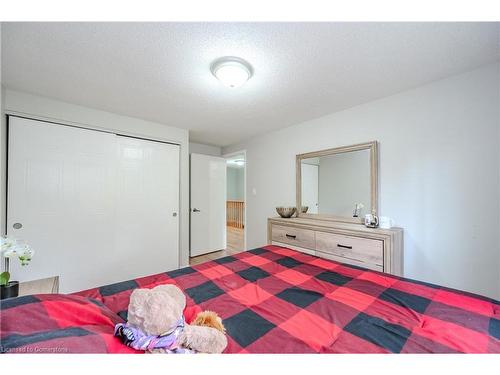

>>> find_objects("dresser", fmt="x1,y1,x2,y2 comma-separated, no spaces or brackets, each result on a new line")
19,276,59,296
268,217,404,276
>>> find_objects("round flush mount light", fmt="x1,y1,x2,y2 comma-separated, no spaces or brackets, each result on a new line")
211,57,253,88
226,158,245,167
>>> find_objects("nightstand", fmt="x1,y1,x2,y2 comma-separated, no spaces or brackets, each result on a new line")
18,276,59,296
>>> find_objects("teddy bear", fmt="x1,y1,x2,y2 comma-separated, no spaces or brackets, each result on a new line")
114,284,227,354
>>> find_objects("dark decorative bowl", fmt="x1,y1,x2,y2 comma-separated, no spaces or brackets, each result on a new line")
276,207,296,218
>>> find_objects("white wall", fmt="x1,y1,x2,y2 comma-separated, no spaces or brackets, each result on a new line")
227,167,245,201
1,89,191,268
189,142,221,156
224,63,500,299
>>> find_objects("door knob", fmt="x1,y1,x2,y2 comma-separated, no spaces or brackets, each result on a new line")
172,212,177,217
192,208,201,212
13,223,23,229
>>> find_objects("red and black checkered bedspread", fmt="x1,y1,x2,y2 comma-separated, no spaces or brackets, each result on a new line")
1,245,499,353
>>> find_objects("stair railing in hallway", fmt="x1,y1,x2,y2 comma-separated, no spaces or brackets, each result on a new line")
227,200,245,229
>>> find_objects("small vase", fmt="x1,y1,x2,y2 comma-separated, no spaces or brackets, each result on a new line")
0,281,19,300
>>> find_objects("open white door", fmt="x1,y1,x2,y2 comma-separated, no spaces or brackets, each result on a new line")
301,163,319,214
190,154,226,257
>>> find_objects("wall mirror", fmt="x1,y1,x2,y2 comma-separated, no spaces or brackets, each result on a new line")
296,141,378,223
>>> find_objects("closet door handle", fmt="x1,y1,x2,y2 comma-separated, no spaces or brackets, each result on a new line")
285,234,297,239
337,244,352,249
192,208,201,212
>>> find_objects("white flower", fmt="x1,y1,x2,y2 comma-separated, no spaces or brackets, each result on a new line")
1,236,35,266
1,236,17,252
3,246,18,258
17,244,35,266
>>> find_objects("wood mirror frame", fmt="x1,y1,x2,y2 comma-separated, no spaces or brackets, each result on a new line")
296,141,379,224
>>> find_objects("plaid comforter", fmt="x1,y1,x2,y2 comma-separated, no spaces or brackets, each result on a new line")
1,245,499,353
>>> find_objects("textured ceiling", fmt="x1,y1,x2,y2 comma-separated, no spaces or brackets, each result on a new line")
2,22,499,146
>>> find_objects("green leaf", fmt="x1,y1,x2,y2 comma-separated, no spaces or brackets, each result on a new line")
0,271,10,286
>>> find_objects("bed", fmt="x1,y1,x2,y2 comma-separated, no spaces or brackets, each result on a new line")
1,245,499,353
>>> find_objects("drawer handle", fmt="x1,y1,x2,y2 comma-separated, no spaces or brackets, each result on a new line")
285,234,297,240
337,244,353,249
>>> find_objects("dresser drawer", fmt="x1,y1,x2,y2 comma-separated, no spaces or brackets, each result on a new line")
318,251,383,272
271,224,316,250
315,232,383,269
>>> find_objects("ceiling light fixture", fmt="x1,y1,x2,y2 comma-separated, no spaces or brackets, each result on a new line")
227,158,245,167
211,57,253,88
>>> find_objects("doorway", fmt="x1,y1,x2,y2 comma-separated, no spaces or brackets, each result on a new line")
189,150,246,266
189,153,227,258
301,160,319,214
225,153,246,254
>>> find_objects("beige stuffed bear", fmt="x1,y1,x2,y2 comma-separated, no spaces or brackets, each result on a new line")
115,284,227,354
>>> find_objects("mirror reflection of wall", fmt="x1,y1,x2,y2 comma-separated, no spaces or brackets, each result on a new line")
301,149,371,217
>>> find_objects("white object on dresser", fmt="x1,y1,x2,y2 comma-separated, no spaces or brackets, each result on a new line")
268,217,403,276
379,216,395,229
18,276,59,296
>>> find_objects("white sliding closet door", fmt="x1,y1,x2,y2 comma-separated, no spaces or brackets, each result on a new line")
7,117,180,293
114,136,179,282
